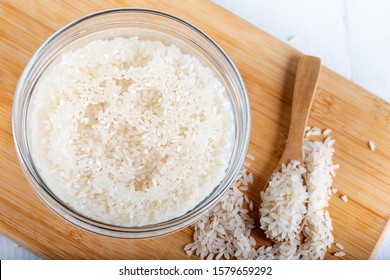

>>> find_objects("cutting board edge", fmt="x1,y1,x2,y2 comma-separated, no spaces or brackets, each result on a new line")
369,218,390,259
0,223,48,259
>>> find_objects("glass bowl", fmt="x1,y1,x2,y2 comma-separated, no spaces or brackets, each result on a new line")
12,8,250,238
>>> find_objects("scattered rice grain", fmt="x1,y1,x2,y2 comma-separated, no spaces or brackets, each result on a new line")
247,154,255,161
368,141,376,151
335,243,344,250
323,129,332,136
185,127,338,260
334,251,346,257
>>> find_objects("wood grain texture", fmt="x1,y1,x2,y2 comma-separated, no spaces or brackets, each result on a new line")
0,0,389,260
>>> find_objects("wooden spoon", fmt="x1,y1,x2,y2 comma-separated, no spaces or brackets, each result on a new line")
261,55,321,241
280,55,321,168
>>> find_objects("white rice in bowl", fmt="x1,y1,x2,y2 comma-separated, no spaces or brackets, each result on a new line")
29,36,234,226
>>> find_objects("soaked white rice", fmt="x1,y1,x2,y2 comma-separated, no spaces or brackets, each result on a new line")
30,37,234,226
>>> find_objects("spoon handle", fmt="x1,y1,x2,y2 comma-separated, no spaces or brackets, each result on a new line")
281,55,321,164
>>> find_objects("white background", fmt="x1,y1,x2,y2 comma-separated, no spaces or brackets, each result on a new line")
2,260,390,279
0,0,389,259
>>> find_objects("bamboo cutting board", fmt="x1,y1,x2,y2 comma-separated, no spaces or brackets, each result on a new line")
1,0,389,260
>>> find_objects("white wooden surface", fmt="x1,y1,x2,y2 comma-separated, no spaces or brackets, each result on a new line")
1,0,389,259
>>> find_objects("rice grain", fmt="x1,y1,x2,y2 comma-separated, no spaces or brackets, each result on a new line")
334,251,346,257
368,141,376,151
335,243,344,250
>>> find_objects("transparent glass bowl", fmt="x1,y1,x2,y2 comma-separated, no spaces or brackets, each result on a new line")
12,8,251,238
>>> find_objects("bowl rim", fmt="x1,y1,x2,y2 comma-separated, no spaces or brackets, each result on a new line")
12,8,251,239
